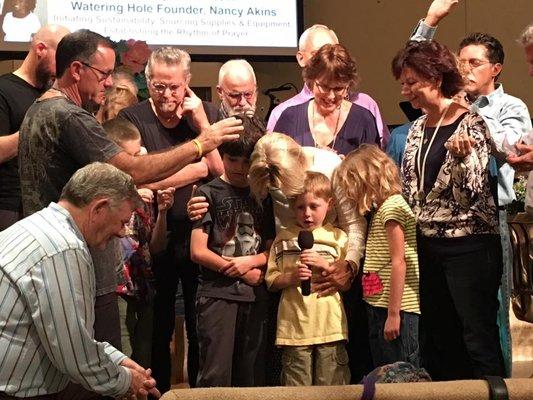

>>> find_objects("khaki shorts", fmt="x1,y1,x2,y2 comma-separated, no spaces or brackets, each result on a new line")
281,341,350,386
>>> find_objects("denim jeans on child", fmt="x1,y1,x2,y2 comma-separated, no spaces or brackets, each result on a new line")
366,304,419,368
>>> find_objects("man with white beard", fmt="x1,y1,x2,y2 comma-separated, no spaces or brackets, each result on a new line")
216,59,258,118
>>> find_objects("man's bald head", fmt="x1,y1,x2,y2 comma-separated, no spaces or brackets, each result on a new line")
31,24,71,50
29,25,70,89
296,24,339,68
218,59,256,86
217,59,257,116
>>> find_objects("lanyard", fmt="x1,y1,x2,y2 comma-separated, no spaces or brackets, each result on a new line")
415,102,452,202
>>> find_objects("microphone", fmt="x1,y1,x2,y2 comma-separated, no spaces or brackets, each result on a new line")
297,230,314,296
262,83,293,96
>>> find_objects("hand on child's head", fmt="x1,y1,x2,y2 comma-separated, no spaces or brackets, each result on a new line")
137,188,154,203
157,187,175,211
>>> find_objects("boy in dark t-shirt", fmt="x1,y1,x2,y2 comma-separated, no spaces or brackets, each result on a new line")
191,116,274,387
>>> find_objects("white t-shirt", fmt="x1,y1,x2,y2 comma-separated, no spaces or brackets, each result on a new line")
2,12,41,42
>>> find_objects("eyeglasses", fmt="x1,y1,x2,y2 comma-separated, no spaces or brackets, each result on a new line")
459,58,492,71
80,61,113,82
314,81,348,95
221,88,257,102
150,81,185,94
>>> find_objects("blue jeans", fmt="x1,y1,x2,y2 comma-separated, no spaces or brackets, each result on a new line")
366,304,419,368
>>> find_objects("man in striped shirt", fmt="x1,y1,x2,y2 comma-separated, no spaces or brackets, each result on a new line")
0,163,160,399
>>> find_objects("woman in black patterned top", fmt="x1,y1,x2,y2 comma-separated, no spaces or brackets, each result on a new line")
392,40,505,380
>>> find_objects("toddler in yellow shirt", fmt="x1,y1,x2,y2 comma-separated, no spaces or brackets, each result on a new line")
265,171,350,386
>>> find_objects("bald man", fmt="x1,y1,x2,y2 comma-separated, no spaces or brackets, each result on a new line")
217,59,258,119
0,24,69,230
266,24,388,146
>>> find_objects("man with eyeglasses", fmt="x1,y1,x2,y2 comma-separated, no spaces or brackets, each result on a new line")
216,59,259,120
17,30,241,399
266,24,389,147
409,0,532,378
118,46,224,393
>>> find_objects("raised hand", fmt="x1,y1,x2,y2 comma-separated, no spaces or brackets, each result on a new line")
157,187,175,212
187,184,209,221
425,0,460,27
137,188,154,204
182,86,210,130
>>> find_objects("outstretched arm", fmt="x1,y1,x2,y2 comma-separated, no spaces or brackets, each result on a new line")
424,0,460,27
410,0,460,41
109,118,242,184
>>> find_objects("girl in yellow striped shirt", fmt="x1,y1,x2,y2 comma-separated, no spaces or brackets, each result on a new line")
334,144,420,368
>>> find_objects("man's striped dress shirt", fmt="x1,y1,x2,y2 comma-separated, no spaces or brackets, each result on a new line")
0,202,131,397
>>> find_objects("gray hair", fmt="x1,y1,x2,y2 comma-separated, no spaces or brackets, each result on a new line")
145,47,191,81
298,24,339,51
218,59,257,86
60,162,142,209
519,23,533,47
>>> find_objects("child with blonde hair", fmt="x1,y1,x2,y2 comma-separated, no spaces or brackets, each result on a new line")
96,80,138,123
266,171,350,386
334,144,420,368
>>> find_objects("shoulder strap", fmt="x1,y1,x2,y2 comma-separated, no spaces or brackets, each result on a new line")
360,374,378,400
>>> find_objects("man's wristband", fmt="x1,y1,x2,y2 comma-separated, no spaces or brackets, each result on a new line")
192,139,203,159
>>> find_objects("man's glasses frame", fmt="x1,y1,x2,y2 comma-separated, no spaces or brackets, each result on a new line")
220,87,257,102
149,81,186,94
79,61,113,82
459,58,494,71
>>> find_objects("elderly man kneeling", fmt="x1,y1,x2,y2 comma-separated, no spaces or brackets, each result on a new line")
0,162,160,400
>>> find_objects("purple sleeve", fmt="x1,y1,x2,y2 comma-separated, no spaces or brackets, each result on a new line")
267,103,285,131
361,110,381,146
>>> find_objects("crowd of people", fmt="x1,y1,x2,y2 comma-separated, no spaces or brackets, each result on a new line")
0,0,532,399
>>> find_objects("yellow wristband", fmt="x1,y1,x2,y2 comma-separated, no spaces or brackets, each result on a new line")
192,139,203,159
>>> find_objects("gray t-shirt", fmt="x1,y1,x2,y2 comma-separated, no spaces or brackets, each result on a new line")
18,96,123,295
18,96,121,216
194,177,275,302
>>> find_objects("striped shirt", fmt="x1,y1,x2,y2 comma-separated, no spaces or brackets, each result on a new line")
364,195,420,314
265,224,348,346
0,202,131,397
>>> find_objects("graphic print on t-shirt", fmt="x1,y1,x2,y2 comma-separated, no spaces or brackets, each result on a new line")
222,211,261,257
